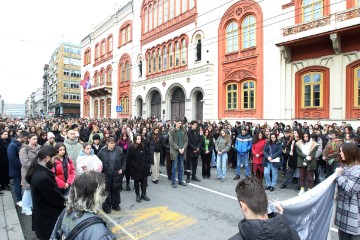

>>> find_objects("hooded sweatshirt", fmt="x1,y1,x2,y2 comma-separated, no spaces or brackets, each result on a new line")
229,213,300,240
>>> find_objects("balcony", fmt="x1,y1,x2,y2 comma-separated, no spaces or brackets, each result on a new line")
86,81,112,97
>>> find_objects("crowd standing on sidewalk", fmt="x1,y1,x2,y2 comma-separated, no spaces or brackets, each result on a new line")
0,116,359,239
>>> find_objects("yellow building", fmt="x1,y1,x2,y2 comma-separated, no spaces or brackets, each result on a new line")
47,42,82,117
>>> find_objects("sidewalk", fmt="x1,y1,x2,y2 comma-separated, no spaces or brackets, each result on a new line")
0,191,25,240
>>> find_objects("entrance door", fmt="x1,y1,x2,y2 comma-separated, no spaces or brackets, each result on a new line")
196,92,203,123
150,91,161,119
137,98,143,117
171,88,185,120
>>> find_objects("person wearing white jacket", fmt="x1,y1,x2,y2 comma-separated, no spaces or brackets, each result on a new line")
76,143,103,176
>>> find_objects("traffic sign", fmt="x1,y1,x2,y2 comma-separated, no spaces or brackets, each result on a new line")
116,106,123,113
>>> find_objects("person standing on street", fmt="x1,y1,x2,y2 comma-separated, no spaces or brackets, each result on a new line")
263,133,283,192
185,121,202,183
126,134,151,203
148,126,163,184
169,118,188,188
215,129,231,181
63,130,82,168
26,145,65,240
0,130,11,191
335,142,360,240
234,127,252,180
7,131,28,207
19,133,41,215
97,137,126,214
200,128,214,179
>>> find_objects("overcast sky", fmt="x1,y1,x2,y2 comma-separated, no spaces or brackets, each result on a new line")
0,0,129,104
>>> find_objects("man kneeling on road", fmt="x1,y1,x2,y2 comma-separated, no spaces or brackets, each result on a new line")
229,177,300,240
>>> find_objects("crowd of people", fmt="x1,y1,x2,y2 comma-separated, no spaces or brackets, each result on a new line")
0,116,359,239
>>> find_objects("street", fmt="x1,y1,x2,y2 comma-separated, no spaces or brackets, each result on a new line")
13,164,339,240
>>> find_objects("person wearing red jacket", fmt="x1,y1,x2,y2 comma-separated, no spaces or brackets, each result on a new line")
251,131,267,182
53,143,75,196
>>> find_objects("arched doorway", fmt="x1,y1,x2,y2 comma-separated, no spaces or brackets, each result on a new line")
195,92,203,123
137,97,143,118
151,91,161,119
171,88,185,120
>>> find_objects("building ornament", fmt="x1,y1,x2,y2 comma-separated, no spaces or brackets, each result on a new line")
279,46,291,63
133,64,213,87
330,33,341,55
282,16,331,36
219,0,261,28
335,8,360,22
225,70,256,83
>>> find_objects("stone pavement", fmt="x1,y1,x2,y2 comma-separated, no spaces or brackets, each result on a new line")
0,190,25,240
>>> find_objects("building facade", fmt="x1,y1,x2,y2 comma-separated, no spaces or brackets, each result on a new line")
80,0,360,122
0,95,4,116
4,104,25,118
47,42,82,118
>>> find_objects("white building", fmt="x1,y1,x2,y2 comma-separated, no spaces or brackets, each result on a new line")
81,0,360,123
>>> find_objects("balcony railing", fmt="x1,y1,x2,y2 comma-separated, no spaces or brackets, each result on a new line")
88,81,112,89
93,51,113,67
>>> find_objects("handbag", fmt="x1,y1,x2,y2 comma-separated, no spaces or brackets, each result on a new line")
271,157,280,163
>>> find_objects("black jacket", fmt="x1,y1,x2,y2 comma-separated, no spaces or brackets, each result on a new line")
30,164,65,239
229,213,300,240
97,146,126,189
162,133,170,154
187,128,202,158
200,136,214,155
92,144,105,156
126,144,150,180
0,138,10,182
147,132,163,164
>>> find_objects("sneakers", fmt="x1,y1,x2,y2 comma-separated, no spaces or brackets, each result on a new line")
298,189,305,196
103,208,111,214
22,211,32,216
178,181,187,186
191,175,201,182
16,201,22,207
136,195,141,202
221,178,225,182
233,175,240,180
269,187,275,192
171,182,177,188
112,206,121,211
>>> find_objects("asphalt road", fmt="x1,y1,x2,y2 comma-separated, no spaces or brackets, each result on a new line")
11,164,339,240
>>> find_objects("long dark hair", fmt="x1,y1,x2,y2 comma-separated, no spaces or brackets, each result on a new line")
253,131,265,144
341,142,360,166
132,134,144,148
54,143,70,182
25,145,58,184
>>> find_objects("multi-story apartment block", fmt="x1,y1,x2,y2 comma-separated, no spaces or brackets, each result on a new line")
48,42,82,118
80,0,360,122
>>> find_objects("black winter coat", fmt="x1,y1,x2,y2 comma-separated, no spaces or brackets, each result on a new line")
147,133,163,164
126,144,150,180
97,146,126,189
187,128,202,158
162,133,170,154
0,138,10,182
200,136,214,156
30,164,65,240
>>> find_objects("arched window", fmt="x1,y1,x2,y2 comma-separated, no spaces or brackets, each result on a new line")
153,50,157,72
175,42,180,67
95,44,100,59
100,69,105,84
163,46,168,70
125,62,131,81
169,44,174,68
158,0,163,25
354,66,360,107
164,0,169,22
242,80,256,109
148,53,152,74
121,64,125,82
101,41,106,56
301,72,323,108
302,0,323,22
108,36,113,52
100,100,105,116
107,99,111,116
226,83,238,110
158,49,162,72
149,5,153,30
170,0,174,19
107,67,112,83
226,21,238,53
181,39,187,65
94,100,99,116
154,2,158,28
182,0,187,13
94,72,98,85
242,15,256,49
144,8,148,32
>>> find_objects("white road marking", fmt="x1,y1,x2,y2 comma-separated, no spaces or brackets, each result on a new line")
330,227,338,233
159,173,238,201
99,210,137,240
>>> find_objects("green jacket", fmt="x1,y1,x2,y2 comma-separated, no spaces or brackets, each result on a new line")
169,126,188,160
296,140,319,170
63,138,83,168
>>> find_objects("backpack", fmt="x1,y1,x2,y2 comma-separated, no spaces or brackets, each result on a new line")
52,209,115,240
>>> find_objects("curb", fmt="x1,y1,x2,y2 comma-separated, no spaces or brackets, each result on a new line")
0,191,25,240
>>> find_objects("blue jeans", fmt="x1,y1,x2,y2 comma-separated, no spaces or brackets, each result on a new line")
236,153,250,177
13,177,22,202
211,149,216,167
22,189,32,213
216,153,227,179
172,155,184,183
264,163,278,187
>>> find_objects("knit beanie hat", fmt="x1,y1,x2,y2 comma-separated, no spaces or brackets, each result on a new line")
47,132,55,139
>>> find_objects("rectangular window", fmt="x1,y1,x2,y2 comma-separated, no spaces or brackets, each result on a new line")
226,84,237,110
176,0,180,16
149,6,153,30
302,0,323,22
122,30,126,45
169,46,174,68
302,72,323,108
170,0,174,19
102,42,106,55
163,47,168,70
158,50,162,71
182,0,187,13
181,39,187,65
108,37,113,52
175,42,180,67
189,0,194,9
154,3,157,28
63,69,69,76
242,81,256,110
127,26,131,42
164,0,169,22
355,68,360,107
125,98,129,113
158,0,163,25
